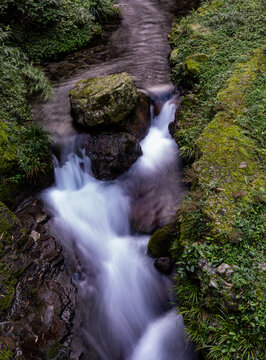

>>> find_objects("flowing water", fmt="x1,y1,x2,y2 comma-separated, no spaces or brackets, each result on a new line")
36,0,199,358
44,97,195,359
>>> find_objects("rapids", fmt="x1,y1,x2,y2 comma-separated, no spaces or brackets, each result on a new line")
44,96,196,359
36,0,200,358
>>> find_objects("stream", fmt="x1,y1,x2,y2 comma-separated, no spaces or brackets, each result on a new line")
36,0,199,359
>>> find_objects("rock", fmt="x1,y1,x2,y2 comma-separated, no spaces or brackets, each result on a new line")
122,92,151,141
30,230,41,241
239,161,248,168
154,257,173,274
0,199,76,360
147,224,177,258
216,263,232,276
69,72,140,128
209,279,218,290
84,132,142,180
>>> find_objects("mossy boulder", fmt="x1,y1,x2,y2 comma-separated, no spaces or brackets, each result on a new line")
184,53,209,76
69,72,140,128
148,224,176,258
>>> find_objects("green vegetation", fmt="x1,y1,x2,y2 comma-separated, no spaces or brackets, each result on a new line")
0,0,119,205
0,0,120,62
0,349,13,360
169,0,265,359
0,27,52,205
47,342,61,359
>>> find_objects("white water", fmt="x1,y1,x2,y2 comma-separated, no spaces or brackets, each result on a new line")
44,97,197,359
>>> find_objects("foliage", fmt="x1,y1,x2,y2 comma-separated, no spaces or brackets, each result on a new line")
169,0,265,160
170,0,266,359
0,27,52,201
0,0,120,62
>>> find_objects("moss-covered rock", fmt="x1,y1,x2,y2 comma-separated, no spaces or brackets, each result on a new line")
69,73,140,128
148,224,177,258
184,53,209,76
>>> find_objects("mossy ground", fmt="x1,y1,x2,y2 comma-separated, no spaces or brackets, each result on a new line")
169,0,265,359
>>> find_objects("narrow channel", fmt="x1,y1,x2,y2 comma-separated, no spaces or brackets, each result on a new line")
36,1,199,358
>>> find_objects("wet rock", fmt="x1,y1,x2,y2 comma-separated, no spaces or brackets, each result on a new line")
122,92,151,141
0,199,76,360
154,257,173,274
85,132,142,180
69,72,139,128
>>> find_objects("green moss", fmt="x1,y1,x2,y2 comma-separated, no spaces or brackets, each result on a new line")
185,58,201,75
47,342,61,359
0,349,13,360
194,115,263,241
148,224,179,258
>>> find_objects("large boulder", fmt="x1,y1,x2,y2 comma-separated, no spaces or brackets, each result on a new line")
69,72,140,128
122,91,151,140
84,132,142,180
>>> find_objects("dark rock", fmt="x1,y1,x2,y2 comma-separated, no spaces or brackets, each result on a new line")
0,199,76,360
121,92,151,140
85,132,142,180
154,257,173,274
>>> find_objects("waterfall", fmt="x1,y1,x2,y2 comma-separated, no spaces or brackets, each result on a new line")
44,94,197,359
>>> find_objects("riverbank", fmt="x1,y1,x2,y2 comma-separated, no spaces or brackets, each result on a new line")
0,0,119,208
169,0,265,358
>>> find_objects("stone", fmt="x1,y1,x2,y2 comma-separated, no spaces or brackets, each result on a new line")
122,92,151,141
147,224,176,258
84,132,142,180
0,199,76,360
217,263,231,276
30,230,41,241
69,72,140,128
154,257,173,274
209,279,218,290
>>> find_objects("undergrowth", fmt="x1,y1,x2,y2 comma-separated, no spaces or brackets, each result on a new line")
0,0,120,62
170,0,265,359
